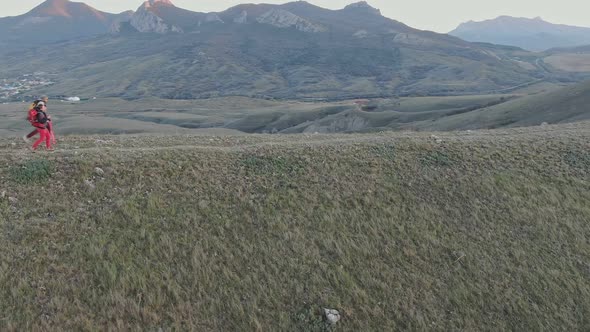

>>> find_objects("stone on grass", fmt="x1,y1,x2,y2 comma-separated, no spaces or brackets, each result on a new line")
324,308,341,324
94,167,105,176
430,134,443,143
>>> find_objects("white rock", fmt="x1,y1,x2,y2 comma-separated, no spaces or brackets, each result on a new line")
256,9,326,33
130,6,183,33
353,30,368,38
234,10,248,24
393,33,433,46
324,308,341,324
94,167,105,176
205,13,224,23
430,134,443,143
109,21,123,34
8,196,18,204
1,191,6,198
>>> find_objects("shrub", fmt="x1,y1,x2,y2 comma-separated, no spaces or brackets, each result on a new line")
10,159,52,184
292,305,335,332
370,144,396,161
564,150,590,169
240,155,306,176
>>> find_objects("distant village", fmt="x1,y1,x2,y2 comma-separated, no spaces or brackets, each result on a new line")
0,73,55,102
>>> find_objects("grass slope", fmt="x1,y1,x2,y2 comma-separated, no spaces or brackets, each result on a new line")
0,94,518,136
1,123,589,330
412,80,590,130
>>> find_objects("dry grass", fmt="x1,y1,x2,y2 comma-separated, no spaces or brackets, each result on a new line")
1,122,589,330
544,54,590,72
0,95,517,137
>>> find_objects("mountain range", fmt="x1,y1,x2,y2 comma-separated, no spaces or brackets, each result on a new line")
450,16,590,51
0,0,132,44
0,0,588,100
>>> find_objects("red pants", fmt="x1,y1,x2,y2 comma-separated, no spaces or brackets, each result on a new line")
32,128,51,150
27,122,55,142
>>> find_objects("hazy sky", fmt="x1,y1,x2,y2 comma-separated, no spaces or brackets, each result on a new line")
1,0,588,33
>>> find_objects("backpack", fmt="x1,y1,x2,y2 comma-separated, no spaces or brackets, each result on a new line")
36,110,48,124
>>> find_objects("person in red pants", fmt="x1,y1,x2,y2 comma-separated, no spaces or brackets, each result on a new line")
24,96,55,144
30,102,52,151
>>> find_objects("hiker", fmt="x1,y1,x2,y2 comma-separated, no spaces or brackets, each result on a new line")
24,96,55,144
24,96,47,141
30,101,53,151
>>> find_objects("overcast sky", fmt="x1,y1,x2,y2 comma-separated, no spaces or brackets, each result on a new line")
1,0,589,33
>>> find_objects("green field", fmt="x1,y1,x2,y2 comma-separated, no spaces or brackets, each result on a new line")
1,122,589,330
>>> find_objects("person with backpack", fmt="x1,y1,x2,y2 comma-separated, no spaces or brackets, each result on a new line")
30,101,53,151
23,96,55,144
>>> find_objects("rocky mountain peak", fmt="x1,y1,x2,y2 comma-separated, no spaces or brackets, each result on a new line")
343,1,381,16
145,0,174,7
131,0,182,33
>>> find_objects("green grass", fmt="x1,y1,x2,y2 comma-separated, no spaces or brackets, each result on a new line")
1,122,589,330
9,159,53,184
240,154,307,176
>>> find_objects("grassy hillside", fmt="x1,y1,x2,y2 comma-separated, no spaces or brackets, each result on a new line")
0,95,519,137
544,53,590,72
412,80,590,130
2,86,589,136
1,122,589,330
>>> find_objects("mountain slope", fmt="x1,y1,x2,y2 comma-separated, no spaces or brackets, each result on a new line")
450,16,590,51
0,0,132,44
409,80,590,130
0,1,556,100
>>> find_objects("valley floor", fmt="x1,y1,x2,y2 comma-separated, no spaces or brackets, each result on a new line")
1,122,589,330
